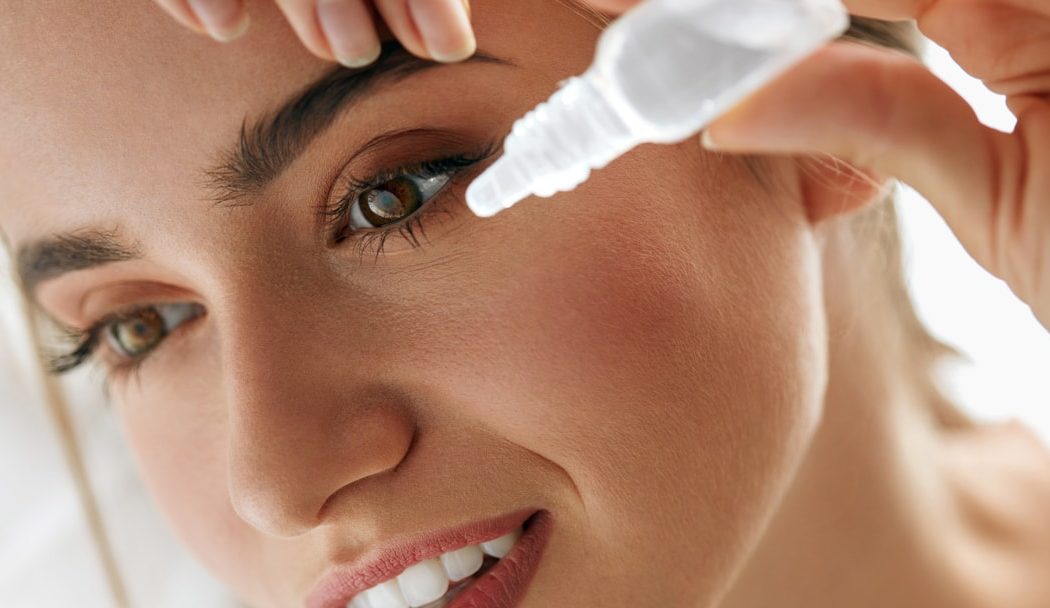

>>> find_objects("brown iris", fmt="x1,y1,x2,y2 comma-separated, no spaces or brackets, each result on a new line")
109,308,167,358
358,177,424,227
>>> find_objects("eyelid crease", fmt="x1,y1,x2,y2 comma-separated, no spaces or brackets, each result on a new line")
347,128,489,166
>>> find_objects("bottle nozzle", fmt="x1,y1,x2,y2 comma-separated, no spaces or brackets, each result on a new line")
466,0,849,219
465,156,532,218
465,72,635,218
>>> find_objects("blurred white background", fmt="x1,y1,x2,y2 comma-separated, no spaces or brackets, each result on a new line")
899,43,1050,443
1,37,1048,608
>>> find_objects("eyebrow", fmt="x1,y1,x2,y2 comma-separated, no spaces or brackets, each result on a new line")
205,42,510,207
16,229,140,295
15,43,511,296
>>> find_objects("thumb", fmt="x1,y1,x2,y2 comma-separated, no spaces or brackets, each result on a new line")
702,41,1002,268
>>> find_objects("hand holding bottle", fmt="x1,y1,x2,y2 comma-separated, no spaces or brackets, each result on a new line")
699,0,1050,331
150,0,1050,331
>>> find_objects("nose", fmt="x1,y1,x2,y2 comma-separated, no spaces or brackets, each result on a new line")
219,286,416,538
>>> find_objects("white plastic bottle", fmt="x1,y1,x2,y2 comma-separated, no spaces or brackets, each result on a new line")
466,0,849,217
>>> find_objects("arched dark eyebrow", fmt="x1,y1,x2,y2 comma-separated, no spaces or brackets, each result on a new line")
205,42,511,207
15,43,512,299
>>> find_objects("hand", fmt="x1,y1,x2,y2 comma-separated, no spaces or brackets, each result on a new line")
151,0,476,67
699,0,1050,331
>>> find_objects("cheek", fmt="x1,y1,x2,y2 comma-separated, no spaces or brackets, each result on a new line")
420,150,828,604
110,147,827,608
115,357,292,608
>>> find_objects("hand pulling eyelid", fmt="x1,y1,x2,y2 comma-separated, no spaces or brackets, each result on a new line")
465,0,849,217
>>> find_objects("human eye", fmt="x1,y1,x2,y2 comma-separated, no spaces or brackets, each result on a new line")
47,302,206,377
325,142,497,259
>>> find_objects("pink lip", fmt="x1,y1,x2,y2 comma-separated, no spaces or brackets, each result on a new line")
445,509,552,608
305,508,550,608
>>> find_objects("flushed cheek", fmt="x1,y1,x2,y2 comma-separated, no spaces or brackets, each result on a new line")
467,185,826,603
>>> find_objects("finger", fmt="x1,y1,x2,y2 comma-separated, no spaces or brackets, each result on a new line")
904,2,1050,100
273,0,336,59
316,0,382,67
702,42,1004,270
378,0,476,62
181,0,251,41
152,0,207,35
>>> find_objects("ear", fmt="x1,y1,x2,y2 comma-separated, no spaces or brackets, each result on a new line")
795,155,893,224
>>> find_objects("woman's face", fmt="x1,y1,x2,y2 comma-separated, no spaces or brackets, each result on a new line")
1,2,829,606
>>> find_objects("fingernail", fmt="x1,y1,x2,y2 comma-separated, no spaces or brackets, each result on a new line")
701,129,720,150
408,0,476,63
188,0,250,42
317,0,382,68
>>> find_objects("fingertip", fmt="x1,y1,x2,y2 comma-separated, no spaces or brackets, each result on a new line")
335,44,382,68
375,0,434,61
700,129,721,151
152,0,209,36
216,11,251,42
317,0,383,68
187,0,251,42
269,0,334,61
430,34,475,64
407,0,477,63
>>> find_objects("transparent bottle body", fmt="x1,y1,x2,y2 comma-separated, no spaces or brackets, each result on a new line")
466,0,849,217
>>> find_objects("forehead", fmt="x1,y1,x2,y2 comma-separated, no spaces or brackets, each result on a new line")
0,0,596,246
0,1,310,243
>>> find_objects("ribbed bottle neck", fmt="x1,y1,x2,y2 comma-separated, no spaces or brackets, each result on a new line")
497,69,637,198
543,70,638,170
464,68,641,215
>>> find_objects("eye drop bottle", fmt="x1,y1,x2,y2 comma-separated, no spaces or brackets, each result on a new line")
465,0,849,217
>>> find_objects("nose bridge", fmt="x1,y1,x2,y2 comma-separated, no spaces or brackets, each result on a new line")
217,274,415,538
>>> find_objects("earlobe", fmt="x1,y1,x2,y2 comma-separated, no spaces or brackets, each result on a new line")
795,155,892,225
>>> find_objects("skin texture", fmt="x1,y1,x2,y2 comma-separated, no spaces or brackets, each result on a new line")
2,2,1049,608
2,2,825,606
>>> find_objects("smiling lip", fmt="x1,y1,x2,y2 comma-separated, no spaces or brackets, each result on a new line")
305,508,550,608
444,509,552,608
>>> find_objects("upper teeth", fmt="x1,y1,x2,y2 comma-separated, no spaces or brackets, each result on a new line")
346,527,523,608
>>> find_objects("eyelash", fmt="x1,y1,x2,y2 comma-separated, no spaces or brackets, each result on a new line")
47,143,498,378
46,303,204,384
324,142,497,260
